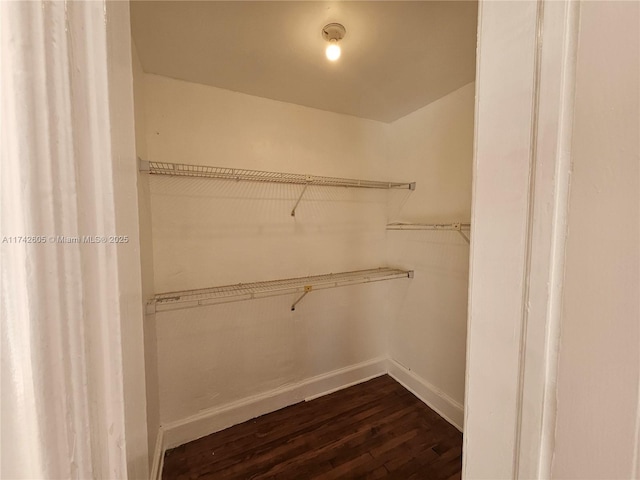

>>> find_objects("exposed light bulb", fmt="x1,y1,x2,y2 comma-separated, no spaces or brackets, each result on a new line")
322,23,345,61
326,41,341,61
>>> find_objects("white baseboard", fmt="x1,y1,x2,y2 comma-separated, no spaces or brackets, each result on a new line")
301,357,389,401
387,357,464,431
150,427,164,480
160,356,388,451
150,356,463,478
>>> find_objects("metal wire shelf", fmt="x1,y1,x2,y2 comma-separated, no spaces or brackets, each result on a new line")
386,222,471,244
140,160,415,216
147,267,414,313
140,160,415,190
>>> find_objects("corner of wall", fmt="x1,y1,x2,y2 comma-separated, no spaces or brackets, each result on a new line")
383,82,474,415
131,36,162,473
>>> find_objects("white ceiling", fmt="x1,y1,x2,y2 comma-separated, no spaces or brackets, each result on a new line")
130,1,477,123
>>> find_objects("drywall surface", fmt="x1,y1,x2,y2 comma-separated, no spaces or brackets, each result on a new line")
386,83,474,411
133,43,149,163
132,42,160,469
387,82,474,223
144,74,392,292
130,1,477,123
142,74,399,424
551,2,640,478
155,285,393,423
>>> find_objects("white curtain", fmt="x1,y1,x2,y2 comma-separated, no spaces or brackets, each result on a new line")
1,1,146,478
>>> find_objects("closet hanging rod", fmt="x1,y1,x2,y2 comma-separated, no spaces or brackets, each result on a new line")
139,160,416,191
146,267,414,314
386,222,471,244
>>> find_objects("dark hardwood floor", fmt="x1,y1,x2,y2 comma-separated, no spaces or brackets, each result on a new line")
162,375,463,479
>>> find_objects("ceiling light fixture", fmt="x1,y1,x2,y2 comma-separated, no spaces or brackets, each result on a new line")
322,23,346,61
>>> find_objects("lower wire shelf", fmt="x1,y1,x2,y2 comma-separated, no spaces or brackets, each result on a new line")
147,267,414,313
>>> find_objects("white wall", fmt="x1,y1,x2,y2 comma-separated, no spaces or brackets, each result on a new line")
142,74,398,425
132,42,160,469
387,82,474,223
137,70,473,441
552,2,640,478
386,82,475,424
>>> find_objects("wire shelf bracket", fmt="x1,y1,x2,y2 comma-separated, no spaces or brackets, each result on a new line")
386,222,471,244
139,159,416,217
291,285,313,311
291,184,309,217
146,267,414,314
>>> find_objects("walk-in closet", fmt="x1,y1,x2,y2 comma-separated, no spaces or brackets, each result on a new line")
4,0,638,477
130,2,478,477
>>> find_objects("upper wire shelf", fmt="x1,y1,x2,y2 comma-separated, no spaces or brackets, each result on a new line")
147,267,413,313
140,160,415,190
386,222,471,244
140,160,415,216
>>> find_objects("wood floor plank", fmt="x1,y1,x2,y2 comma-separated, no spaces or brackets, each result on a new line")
162,375,462,479
191,397,415,477
188,379,401,465
231,404,419,479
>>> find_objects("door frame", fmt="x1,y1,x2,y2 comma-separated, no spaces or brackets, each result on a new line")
463,1,580,478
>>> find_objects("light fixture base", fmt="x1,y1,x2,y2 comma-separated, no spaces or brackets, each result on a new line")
322,23,346,42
